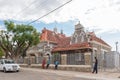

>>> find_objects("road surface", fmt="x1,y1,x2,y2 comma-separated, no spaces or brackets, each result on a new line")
0,68,97,80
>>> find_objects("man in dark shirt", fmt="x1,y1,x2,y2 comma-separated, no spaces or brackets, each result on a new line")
92,57,98,74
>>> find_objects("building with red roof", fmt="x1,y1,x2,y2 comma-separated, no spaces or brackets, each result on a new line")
27,22,111,66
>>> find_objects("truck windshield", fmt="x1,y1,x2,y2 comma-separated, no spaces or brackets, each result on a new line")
4,60,14,64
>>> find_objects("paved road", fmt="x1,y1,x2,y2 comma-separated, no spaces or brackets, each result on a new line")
0,68,96,80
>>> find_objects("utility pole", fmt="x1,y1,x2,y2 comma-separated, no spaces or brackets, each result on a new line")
115,42,118,52
115,41,120,72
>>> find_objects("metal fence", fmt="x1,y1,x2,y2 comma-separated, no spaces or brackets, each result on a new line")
17,52,120,72
99,52,120,72
17,56,58,65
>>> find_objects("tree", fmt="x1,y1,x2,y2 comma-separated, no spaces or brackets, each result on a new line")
0,48,4,58
0,21,40,61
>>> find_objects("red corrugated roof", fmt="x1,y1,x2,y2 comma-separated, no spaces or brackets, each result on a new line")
40,28,70,46
40,28,111,52
89,32,111,47
52,42,92,52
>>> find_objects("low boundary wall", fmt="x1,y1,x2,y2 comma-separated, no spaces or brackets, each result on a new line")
20,64,91,72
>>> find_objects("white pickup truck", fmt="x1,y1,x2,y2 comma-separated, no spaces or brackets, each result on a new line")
0,59,20,72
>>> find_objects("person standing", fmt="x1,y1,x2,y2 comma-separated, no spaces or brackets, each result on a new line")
92,57,98,74
54,60,59,70
42,58,46,69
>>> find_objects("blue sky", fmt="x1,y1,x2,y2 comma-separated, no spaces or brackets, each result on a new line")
0,0,120,52
31,20,75,35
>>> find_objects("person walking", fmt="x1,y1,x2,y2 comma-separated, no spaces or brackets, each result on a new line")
46,59,50,69
54,60,59,70
92,57,98,74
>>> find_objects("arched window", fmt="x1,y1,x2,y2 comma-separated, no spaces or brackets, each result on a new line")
74,34,78,43
80,32,85,42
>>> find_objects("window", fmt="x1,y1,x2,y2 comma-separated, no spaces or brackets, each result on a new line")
80,32,85,42
75,53,84,61
102,51,107,60
81,35,84,42
74,34,78,43
4,60,14,64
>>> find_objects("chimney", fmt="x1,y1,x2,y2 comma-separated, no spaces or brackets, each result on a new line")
53,27,57,33
61,29,63,34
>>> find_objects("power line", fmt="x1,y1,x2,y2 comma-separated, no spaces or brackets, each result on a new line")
18,0,37,13
23,0,50,20
12,0,37,18
28,0,72,25
12,0,47,19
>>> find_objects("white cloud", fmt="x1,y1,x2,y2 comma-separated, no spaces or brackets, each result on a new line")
41,0,120,34
0,0,70,21
0,0,120,35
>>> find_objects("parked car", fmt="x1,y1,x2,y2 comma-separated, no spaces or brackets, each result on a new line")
0,59,20,72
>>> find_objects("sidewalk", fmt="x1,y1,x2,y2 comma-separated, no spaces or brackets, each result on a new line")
74,71,120,80
20,64,120,80
22,67,120,80
46,69,120,80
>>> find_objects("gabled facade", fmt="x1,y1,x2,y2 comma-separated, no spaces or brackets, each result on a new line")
71,22,88,44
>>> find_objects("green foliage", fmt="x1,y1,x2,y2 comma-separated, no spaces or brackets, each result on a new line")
0,21,40,60
4,21,14,31
0,48,4,58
